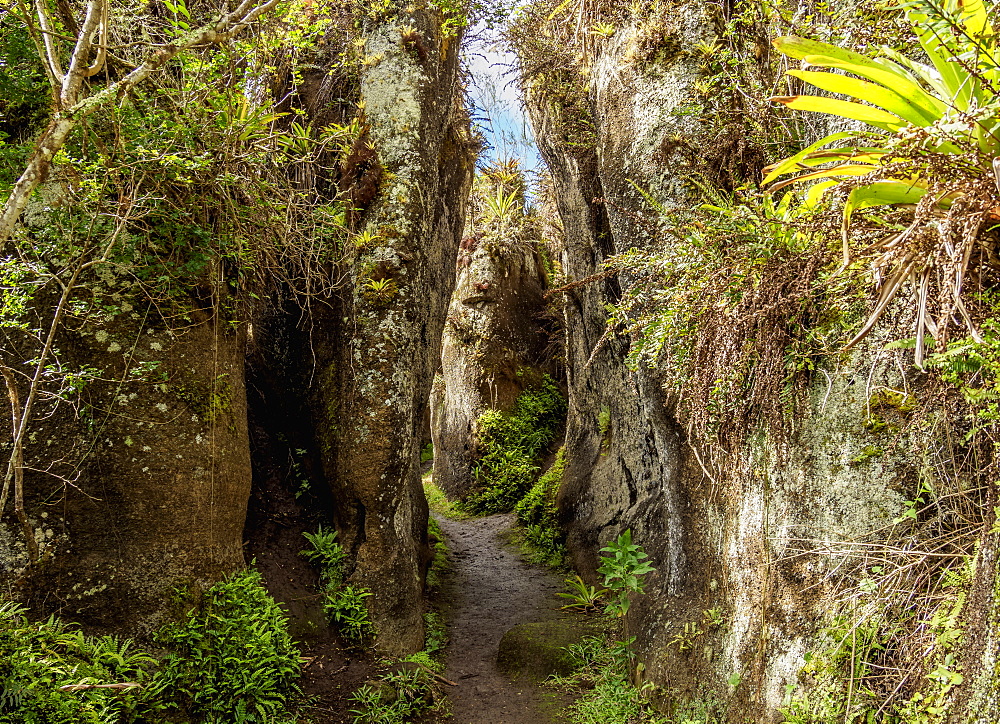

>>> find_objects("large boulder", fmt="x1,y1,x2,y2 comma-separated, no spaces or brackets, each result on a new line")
518,2,989,720
0,281,250,634
431,169,552,498
305,8,476,655
497,620,594,681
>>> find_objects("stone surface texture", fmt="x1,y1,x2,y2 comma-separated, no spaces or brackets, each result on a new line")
307,9,475,655
519,8,973,720
430,224,550,499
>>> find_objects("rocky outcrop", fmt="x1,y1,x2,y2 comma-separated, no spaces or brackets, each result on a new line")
0,283,250,634
305,9,476,655
521,4,990,720
430,180,551,498
0,6,475,655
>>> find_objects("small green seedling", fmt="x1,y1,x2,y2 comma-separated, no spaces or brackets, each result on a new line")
597,529,655,618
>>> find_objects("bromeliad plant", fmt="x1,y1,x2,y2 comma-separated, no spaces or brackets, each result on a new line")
765,0,1000,363
558,575,606,612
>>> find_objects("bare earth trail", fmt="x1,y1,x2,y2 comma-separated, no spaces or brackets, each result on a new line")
436,513,569,724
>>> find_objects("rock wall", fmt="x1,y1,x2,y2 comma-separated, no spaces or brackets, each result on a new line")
524,0,709,606
0,281,250,634
522,4,993,720
305,8,475,655
0,6,474,655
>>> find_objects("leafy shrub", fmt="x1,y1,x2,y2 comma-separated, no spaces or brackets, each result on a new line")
552,635,656,724
301,526,348,589
515,447,567,562
148,569,302,723
300,528,375,643
515,447,565,528
349,666,435,724
324,587,375,643
552,634,723,724
0,601,154,724
0,569,303,724
598,530,655,619
464,375,566,514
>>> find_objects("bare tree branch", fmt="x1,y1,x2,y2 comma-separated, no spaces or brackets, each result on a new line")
14,0,59,96
82,0,108,78
1,364,35,562
34,0,65,84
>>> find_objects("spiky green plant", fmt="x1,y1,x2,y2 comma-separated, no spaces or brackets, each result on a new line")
765,0,1000,362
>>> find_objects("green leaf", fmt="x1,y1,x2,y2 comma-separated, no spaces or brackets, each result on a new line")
800,55,946,118
842,180,930,234
774,35,894,68
773,36,933,110
959,0,993,36
785,69,937,125
768,95,907,131
796,148,890,166
760,131,854,185
768,163,879,193
803,179,839,209
908,12,970,108
877,46,948,99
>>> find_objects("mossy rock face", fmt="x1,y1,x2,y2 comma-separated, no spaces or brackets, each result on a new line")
496,620,591,681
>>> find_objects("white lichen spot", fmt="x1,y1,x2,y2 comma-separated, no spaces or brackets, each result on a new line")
156,403,168,413
94,330,109,343
107,342,122,353
195,434,204,444
142,445,152,452
141,467,149,473
150,342,163,351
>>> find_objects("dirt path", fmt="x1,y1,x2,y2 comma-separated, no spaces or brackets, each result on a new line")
436,513,569,724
